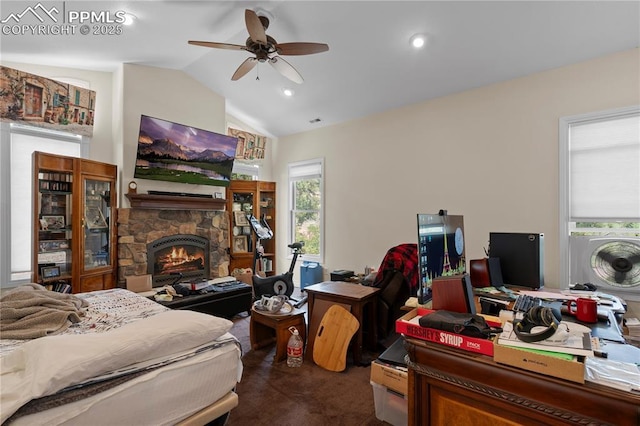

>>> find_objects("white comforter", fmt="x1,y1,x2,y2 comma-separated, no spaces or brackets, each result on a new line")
0,309,233,423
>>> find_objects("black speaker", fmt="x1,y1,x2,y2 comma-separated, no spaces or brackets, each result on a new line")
489,232,544,289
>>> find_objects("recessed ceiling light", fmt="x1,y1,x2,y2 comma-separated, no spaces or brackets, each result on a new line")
410,33,426,49
282,88,295,97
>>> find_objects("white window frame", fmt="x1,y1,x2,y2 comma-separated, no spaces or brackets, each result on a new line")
0,122,88,288
288,158,324,264
559,105,640,294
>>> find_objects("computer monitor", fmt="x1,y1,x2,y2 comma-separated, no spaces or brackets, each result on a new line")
416,212,466,304
489,232,544,289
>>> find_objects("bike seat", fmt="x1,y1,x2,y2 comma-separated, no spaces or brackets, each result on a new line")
288,242,304,250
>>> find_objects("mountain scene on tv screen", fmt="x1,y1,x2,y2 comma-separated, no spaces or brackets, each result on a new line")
134,118,237,187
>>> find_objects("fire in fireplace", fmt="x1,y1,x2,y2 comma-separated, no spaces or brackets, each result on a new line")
147,234,210,286
155,245,205,274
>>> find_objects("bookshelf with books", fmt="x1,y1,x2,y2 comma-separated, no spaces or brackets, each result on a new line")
32,152,117,293
226,180,276,277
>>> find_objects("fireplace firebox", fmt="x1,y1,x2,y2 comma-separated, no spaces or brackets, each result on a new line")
147,234,210,286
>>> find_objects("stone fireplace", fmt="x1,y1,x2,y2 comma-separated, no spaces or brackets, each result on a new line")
117,206,230,288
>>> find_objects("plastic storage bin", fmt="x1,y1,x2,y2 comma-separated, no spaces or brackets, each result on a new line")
370,381,408,426
300,261,323,290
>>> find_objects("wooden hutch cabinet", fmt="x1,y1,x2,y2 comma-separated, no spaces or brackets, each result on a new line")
32,151,117,293
404,336,640,425
226,180,276,277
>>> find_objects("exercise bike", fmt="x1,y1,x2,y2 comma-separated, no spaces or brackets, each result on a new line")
248,214,307,307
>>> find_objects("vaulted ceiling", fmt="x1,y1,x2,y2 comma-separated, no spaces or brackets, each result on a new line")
2,1,639,137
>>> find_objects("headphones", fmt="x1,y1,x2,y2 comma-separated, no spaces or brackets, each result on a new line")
513,306,561,343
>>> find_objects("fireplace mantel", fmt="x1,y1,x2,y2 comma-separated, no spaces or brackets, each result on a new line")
125,193,226,211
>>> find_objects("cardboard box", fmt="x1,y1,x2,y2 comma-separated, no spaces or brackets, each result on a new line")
396,308,494,356
126,274,152,293
370,360,408,396
232,268,253,285
493,340,585,383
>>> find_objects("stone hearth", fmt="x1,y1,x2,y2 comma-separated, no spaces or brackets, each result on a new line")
117,208,230,286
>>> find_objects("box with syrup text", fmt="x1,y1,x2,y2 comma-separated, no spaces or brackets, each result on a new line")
395,308,494,356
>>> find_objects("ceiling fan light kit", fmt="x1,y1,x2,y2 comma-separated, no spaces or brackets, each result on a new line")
188,9,329,83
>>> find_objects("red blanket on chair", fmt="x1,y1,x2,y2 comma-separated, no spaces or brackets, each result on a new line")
373,243,419,290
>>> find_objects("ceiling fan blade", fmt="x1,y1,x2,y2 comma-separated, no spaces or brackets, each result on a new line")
276,42,329,56
245,9,267,45
232,57,258,81
269,56,303,84
188,40,246,51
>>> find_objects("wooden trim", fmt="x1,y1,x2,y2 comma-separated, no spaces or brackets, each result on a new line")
125,193,226,210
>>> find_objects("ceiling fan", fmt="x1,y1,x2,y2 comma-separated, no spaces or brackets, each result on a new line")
188,9,329,84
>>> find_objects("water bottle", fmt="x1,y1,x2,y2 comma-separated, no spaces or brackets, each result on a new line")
286,326,303,367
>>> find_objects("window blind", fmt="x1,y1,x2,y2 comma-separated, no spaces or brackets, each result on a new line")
289,161,322,179
569,113,640,221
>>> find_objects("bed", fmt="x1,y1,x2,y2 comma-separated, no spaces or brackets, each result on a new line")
0,285,243,425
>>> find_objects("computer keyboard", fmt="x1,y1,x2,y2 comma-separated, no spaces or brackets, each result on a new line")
513,294,543,312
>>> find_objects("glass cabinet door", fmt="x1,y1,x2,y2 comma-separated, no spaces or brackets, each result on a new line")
83,178,111,271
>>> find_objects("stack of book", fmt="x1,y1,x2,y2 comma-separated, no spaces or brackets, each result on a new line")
494,321,592,383
497,321,594,357
625,317,640,347
46,282,72,293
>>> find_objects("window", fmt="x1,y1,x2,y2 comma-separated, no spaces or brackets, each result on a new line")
232,162,260,180
0,123,86,287
288,158,324,263
559,106,640,299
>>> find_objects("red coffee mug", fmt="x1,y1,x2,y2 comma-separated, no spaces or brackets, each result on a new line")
568,297,598,323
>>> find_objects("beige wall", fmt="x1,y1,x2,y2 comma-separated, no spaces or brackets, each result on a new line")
273,49,640,315
120,64,229,204
5,49,639,315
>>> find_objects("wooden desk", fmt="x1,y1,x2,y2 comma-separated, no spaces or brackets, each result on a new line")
404,336,640,425
305,281,380,365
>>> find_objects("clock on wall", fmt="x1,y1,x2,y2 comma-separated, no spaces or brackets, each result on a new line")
128,181,137,194
454,227,464,255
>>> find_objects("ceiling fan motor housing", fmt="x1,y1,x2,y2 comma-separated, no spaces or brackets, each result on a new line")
188,8,328,83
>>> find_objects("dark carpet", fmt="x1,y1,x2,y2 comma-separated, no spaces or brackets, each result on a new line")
227,294,388,426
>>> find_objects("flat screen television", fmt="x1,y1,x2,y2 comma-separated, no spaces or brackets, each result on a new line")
416,212,466,304
134,115,239,187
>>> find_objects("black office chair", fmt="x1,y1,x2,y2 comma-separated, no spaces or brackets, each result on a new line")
370,243,419,347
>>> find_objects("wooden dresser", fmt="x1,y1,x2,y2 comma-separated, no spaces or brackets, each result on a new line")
404,336,640,426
